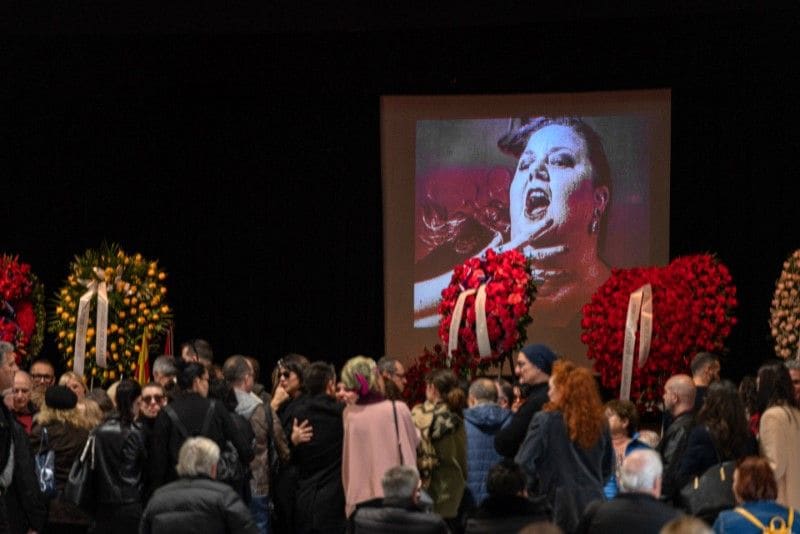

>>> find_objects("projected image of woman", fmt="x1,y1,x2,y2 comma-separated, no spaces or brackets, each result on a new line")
414,117,611,328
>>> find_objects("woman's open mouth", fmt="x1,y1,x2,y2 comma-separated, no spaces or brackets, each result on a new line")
525,188,549,220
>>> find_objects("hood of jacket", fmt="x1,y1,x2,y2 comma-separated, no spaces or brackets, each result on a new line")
463,403,512,431
233,388,262,419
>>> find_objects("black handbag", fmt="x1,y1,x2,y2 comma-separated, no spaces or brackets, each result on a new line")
679,451,736,524
64,433,95,510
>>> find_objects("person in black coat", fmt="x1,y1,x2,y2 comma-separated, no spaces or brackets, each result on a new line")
289,362,346,534
493,344,555,459
465,460,551,534
354,465,449,534
576,449,682,534
149,362,253,490
91,379,148,534
140,436,258,534
657,374,696,504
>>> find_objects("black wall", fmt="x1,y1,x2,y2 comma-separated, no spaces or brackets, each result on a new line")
3,4,799,380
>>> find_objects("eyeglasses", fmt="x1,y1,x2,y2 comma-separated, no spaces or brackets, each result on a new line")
31,374,54,382
280,371,291,379
142,395,165,404
12,387,31,395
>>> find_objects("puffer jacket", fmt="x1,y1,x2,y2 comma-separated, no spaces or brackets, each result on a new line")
463,403,511,505
140,476,259,534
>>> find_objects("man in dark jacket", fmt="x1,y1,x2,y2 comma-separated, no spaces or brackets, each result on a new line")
494,344,555,459
575,449,682,534
657,374,696,503
289,361,346,534
141,436,258,534
354,465,449,534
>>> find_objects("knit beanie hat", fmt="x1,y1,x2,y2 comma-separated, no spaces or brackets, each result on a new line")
520,344,557,376
45,385,78,410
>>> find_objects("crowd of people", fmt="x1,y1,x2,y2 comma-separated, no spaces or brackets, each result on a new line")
2,338,800,534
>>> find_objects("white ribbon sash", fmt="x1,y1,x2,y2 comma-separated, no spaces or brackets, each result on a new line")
447,284,491,364
620,283,653,401
74,267,111,376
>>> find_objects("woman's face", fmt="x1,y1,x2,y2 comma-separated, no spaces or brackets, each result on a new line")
509,124,607,256
67,378,86,400
140,386,166,419
280,368,301,397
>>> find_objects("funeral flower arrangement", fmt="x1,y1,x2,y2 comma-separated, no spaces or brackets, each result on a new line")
0,255,46,362
770,249,800,359
581,254,737,407
438,248,536,361
48,243,171,384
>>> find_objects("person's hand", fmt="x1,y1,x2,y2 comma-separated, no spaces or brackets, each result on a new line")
291,418,313,445
271,385,289,411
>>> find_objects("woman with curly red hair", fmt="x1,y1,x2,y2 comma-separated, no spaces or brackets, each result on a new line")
515,360,613,533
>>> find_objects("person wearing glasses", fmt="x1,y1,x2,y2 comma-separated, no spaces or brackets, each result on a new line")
149,361,253,491
29,357,56,407
493,344,556,460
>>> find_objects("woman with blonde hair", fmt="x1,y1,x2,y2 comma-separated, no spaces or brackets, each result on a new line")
411,368,467,524
30,385,92,532
341,355,420,519
516,360,613,533
59,370,87,400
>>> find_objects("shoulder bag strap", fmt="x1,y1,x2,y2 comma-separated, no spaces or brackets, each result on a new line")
392,401,404,465
788,507,794,528
200,399,216,436
39,426,49,454
164,405,191,439
734,507,766,530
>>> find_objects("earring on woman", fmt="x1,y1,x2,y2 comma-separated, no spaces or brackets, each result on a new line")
589,208,601,234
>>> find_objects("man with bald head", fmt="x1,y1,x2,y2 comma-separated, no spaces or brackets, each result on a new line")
464,377,512,505
657,374,696,503
10,371,36,434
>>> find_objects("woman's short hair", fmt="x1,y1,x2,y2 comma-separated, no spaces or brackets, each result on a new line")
605,399,639,436
341,356,380,396
735,456,778,502
176,436,220,478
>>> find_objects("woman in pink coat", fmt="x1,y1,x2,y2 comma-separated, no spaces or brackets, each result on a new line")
340,356,420,518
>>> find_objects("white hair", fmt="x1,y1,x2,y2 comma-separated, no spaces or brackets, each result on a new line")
176,436,220,478
382,465,420,500
619,449,662,493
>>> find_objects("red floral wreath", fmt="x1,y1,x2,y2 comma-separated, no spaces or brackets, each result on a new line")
438,248,536,362
581,254,737,408
0,255,46,363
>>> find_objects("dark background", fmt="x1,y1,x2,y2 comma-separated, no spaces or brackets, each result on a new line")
2,2,799,382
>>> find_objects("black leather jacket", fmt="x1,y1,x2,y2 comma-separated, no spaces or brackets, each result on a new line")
657,411,695,502
93,417,146,505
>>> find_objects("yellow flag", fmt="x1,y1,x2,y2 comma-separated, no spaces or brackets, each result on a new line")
136,327,150,385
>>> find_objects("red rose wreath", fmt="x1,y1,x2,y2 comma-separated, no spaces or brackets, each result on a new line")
0,255,46,363
403,249,536,406
581,254,737,408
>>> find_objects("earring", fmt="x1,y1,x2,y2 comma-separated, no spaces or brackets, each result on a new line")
589,208,601,234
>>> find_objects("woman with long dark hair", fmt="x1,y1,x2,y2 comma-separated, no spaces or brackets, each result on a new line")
678,380,758,485
411,368,468,524
149,361,253,490
90,379,146,533
757,363,800,510
515,360,613,533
